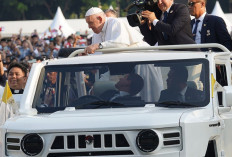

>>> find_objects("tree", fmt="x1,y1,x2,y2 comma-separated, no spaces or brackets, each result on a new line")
3,0,225,21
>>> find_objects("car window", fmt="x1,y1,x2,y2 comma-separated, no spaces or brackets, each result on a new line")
33,59,209,113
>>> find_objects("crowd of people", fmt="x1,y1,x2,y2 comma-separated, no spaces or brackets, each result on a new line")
0,26,90,88
0,30,88,63
0,0,232,96
0,29,90,93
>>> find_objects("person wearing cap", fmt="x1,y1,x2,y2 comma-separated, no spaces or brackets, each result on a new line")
84,7,149,54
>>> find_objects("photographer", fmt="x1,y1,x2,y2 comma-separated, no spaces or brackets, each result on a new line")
139,0,196,46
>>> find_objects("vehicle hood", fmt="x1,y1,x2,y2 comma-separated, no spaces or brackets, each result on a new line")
5,107,194,133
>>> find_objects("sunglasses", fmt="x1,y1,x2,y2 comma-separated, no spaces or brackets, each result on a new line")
188,1,201,7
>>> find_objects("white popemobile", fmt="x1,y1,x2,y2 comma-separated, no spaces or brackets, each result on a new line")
1,44,232,157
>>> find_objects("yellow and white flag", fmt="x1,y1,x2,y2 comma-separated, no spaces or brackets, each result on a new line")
211,73,216,98
0,82,18,126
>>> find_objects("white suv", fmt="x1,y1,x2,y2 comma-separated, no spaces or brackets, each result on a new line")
1,44,232,157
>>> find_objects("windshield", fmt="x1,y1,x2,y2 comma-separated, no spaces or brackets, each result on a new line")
33,59,209,113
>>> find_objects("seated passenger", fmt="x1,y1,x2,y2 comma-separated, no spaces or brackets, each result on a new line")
159,66,203,103
43,71,57,107
100,73,144,101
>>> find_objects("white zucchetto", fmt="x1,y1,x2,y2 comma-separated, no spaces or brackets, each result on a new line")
85,7,104,17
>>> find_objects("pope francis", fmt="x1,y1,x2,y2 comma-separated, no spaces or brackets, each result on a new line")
84,7,149,54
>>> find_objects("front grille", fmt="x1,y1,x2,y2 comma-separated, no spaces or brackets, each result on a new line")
51,133,130,150
7,138,20,143
67,135,75,149
48,132,133,156
51,136,64,149
6,137,20,151
6,128,182,156
163,131,181,147
163,140,180,146
163,132,180,138
7,145,20,150
116,134,129,147
48,151,133,157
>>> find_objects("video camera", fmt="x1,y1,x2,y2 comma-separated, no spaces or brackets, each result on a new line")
125,0,161,27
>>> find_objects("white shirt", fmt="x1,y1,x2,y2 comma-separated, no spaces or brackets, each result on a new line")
91,18,163,103
135,64,164,102
92,17,148,48
192,12,206,44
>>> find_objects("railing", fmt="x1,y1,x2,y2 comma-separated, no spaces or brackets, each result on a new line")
68,43,230,58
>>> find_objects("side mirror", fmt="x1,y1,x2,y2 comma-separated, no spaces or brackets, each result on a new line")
223,86,232,107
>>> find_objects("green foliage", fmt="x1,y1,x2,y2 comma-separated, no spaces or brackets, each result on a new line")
17,2,28,13
0,0,227,21
69,13,78,19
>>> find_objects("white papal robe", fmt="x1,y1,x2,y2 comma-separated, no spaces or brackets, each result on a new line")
92,17,163,102
92,17,149,47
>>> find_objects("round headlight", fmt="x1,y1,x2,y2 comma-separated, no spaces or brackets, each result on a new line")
21,133,43,156
136,130,159,152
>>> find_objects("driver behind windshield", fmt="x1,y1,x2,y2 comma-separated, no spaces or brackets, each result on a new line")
43,71,57,107
159,66,203,103
100,73,144,101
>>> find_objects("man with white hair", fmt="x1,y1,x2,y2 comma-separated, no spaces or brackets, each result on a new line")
84,7,149,54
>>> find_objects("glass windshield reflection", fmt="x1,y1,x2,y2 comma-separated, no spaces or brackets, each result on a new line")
33,59,209,113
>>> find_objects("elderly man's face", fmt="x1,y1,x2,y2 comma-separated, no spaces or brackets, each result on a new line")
8,67,27,90
86,15,103,34
158,0,173,12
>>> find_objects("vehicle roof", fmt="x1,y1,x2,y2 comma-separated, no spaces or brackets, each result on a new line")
46,50,210,66
45,43,232,66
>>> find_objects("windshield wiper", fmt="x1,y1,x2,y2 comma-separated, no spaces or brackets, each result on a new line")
157,101,198,108
75,101,125,109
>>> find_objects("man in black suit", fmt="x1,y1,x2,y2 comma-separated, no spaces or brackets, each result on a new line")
100,73,144,101
188,0,232,51
139,0,196,46
159,66,203,103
